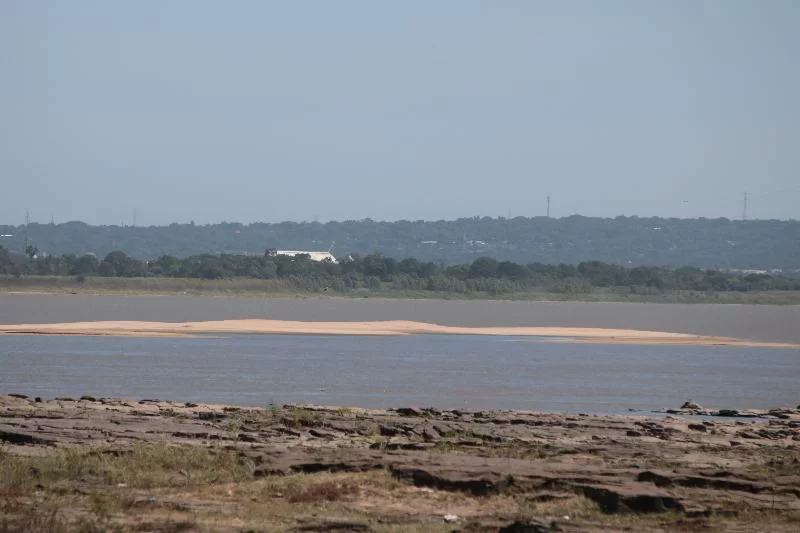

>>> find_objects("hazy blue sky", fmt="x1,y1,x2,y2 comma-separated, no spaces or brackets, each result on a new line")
2,1,798,225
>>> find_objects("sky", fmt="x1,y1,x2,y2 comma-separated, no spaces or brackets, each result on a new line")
2,1,799,226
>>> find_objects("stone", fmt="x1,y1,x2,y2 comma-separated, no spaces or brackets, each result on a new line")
498,519,560,533
308,429,336,439
289,520,371,532
422,425,441,442
396,407,424,417
0,429,55,446
580,483,684,514
390,466,508,496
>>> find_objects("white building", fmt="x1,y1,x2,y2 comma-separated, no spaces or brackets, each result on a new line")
270,250,337,263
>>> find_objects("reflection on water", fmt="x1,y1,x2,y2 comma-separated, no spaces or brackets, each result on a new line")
1,334,797,413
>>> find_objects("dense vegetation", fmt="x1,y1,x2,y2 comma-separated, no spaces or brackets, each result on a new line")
1,216,798,270
2,245,798,296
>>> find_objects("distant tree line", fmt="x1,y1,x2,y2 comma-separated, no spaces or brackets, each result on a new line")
1,215,798,270
2,245,798,295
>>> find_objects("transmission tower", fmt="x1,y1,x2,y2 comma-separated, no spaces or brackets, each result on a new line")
742,192,748,221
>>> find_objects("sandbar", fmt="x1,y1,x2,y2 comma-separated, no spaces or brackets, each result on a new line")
0,319,796,348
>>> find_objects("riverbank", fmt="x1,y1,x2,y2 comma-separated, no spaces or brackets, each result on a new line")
1,394,799,532
3,275,800,304
1,318,797,348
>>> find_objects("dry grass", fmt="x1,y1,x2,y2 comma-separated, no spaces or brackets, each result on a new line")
282,406,326,429
3,441,800,532
0,442,254,492
431,441,555,461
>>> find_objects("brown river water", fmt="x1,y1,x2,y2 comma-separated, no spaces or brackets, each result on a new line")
1,294,798,412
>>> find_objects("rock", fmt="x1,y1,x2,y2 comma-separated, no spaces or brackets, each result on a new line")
396,407,424,417
717,409,740,417
369,441,431,451
79,395,97,402
378,425,403,437
184,402,198,408
289,520,371,532
0,430,55,446
55,397,75,402
197,411,224,421
4,393,799,525
681,401,702,410
639,470,774,495
273,426,302,437
581,483,684,513
390,466,508,496
308,429,336,439
688,424,707,432
498,519,559,533
8,393,29,399
422,425,441,442
637,471,674,487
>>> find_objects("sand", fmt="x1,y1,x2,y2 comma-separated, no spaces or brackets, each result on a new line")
0,318,797,347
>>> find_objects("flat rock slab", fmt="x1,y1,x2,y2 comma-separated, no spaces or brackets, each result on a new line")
2,394,800,517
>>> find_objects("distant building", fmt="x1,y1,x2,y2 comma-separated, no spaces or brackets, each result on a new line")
267,249,337,263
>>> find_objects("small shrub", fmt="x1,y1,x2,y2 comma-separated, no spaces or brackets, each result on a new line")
285,480,358,503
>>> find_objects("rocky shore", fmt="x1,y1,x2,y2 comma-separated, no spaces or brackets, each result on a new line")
2,394,799,532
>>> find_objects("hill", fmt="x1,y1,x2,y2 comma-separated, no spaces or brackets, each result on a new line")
1,216,797,270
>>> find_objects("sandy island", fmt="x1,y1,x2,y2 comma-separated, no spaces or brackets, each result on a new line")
0,318,797,348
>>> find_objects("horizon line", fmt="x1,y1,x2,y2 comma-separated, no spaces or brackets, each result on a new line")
1,213,799,228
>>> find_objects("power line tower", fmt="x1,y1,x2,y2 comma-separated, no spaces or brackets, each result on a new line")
24,210,30,252
742,192,748,221
546,195,551,218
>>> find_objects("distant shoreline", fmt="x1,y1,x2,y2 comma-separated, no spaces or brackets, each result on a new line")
1,318,797,348
3,279,800,305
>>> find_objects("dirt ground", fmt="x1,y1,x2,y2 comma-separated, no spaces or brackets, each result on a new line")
1,394,799,532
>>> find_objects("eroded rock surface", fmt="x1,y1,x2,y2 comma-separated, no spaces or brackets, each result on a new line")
2,394,799,531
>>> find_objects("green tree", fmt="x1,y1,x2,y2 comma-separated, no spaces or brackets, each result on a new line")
469,257,498,278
